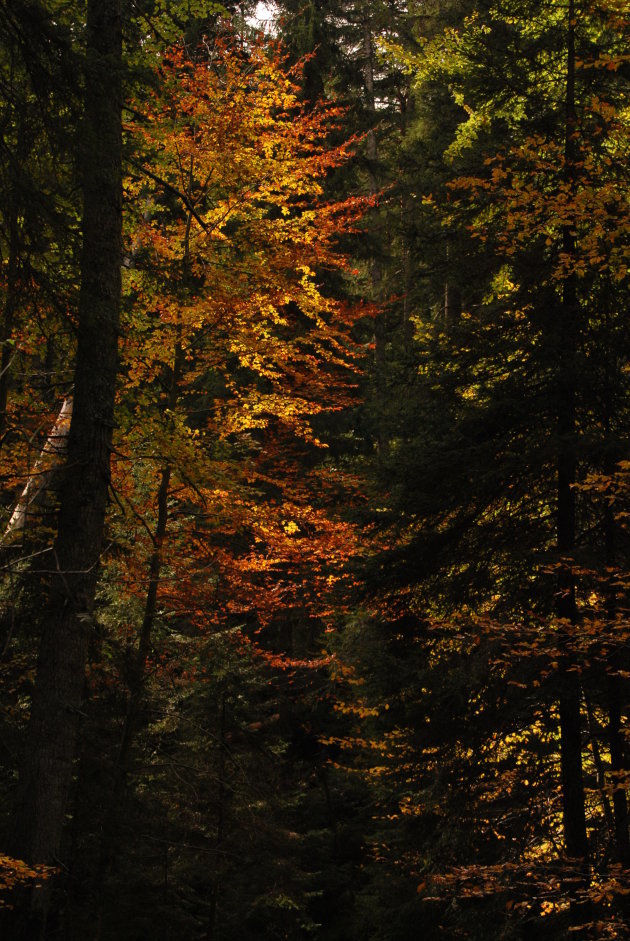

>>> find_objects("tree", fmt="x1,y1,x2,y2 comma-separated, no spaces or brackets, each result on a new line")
5,1,123,936
331,0,630,935
54,29,371,938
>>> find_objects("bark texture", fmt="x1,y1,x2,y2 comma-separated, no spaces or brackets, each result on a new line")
556,0,589,895
2,397,73,542
9,0,122,935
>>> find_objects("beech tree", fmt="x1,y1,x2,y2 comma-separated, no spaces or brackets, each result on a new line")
52,28,369,939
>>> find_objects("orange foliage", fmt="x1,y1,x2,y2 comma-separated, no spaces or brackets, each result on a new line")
108,31,371,669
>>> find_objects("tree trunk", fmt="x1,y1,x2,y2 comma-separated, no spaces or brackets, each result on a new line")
556,0,589,902
603,446,630,863
2,397,73,543
361,5,388,461
608,669,630,864
0,200,20,441
7,0,122,935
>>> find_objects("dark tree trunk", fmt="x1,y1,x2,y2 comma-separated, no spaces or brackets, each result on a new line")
8,0,122,936
556,0,589,900
608,669,630,864
0,201,20,441
603,440,630,863
0,47,31,444
361,5,388,461
556,263,587,869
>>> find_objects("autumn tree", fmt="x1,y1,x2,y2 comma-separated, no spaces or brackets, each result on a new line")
51,28,372,939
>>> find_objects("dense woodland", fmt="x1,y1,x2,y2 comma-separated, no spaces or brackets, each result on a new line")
0,0,629,938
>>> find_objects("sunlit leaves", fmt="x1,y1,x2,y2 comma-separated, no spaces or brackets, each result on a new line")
0,855,52,904
110,29,371,664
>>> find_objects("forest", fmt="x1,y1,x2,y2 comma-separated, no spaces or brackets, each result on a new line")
0,0,629,938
